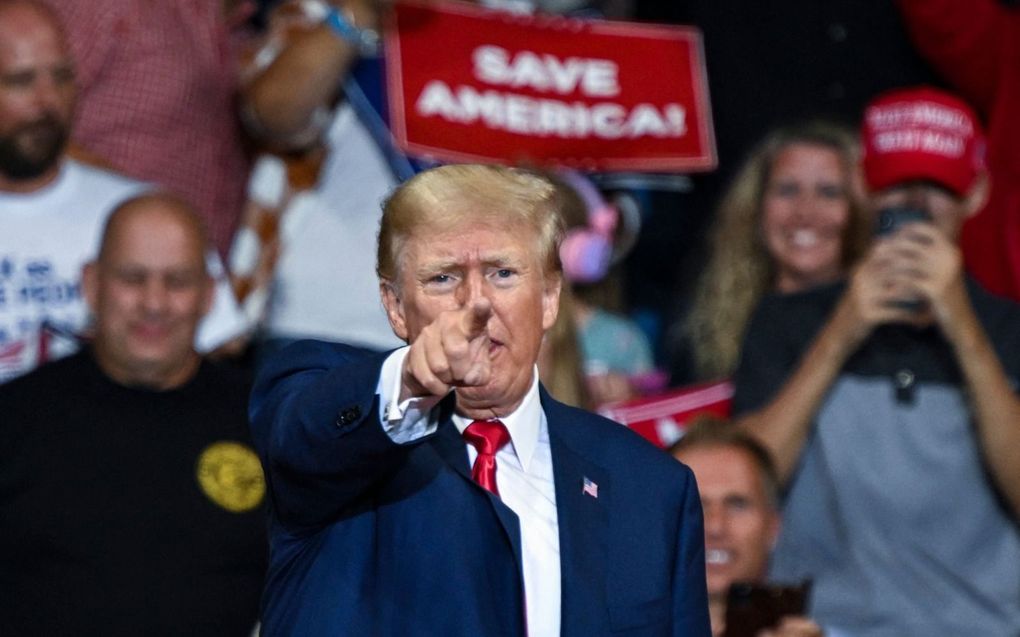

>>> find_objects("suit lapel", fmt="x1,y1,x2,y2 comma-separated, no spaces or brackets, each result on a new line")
545,395,611,636
427,403,525,576
429,414,472,481
429,388,615,633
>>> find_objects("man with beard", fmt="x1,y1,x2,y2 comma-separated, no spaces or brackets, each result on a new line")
0,0,246,383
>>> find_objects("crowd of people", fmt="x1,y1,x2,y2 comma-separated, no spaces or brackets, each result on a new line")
1,0,1018,636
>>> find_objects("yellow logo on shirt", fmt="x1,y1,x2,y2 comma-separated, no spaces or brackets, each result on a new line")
196,442,266,513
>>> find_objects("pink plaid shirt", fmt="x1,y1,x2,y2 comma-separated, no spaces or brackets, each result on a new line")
43,0,250,256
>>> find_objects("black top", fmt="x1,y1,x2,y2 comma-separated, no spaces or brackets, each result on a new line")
0,350,267,636
732,278,1020,416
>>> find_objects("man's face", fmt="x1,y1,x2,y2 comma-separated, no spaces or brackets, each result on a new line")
383,217,560,415
870,181,969,241
0,4,75,184
676,445,780,599
84,204,212,389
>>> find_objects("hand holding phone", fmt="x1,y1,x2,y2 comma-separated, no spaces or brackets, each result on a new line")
874,205,933,312
723,581,812,637
874,204,932,237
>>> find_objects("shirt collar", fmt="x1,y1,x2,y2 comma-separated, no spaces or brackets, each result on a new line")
452,367,542,472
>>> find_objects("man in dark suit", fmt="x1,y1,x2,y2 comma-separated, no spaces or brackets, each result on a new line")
250,163,710,636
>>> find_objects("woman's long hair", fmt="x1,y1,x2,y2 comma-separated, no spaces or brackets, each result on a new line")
684,121,867,380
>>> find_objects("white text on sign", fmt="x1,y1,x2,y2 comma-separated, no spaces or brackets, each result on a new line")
414,45,687,140
472,45,621,97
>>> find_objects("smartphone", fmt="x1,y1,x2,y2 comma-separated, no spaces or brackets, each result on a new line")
874,205,932,312
874,204,932,236
723,581,812,637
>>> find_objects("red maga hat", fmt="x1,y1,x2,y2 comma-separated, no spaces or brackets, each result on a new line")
861,86,986,196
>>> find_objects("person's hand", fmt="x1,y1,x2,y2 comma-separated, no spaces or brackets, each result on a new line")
400,299,492,401
334,0,384,31
757,615,824,637
879,222,970,335
829,241,920,349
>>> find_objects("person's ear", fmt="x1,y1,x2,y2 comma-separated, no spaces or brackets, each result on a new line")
963,171,990,218
380,281,409,342
541,274,562,331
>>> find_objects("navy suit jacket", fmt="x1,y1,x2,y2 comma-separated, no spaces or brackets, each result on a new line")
250,340,709,636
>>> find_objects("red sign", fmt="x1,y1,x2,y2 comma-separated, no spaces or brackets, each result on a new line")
598,380,733,448
385,1,716,172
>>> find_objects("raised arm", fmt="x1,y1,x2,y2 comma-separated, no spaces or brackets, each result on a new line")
896,0,1005,111
736,245,923,483
249,341,418,531
251,296,500,531
889,223,1020,517
242,0,380,142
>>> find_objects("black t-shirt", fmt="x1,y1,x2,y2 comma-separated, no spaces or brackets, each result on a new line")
0,350,267,636
732,278,1020,416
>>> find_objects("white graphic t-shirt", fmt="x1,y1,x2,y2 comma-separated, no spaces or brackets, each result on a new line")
0,160,247,383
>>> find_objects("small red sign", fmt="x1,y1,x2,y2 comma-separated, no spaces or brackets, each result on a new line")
385,1,716,172
598,380,733,448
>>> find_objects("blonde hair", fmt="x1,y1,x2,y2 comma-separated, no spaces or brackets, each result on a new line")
684,121,867,379
377,164,564,286
538,287,593,410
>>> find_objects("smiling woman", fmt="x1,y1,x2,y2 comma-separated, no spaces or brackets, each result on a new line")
761,143,853,293
673,121,868,382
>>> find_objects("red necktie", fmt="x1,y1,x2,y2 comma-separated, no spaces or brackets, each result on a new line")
463,419,510,496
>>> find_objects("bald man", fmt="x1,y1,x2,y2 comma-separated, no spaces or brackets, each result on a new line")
83,193,214,390
0,0,246,384
0,193,267,636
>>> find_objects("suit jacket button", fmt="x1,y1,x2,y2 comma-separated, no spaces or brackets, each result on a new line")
336,406,362,428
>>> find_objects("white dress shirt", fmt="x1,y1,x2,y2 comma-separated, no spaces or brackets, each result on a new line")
377,347,561,637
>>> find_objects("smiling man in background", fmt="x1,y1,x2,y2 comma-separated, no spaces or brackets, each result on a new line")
0,0,245,383
0,194,267,636
672,418,821,637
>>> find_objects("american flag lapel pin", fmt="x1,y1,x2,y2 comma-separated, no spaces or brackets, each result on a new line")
582,476,598,499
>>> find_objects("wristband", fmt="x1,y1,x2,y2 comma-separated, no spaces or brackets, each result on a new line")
324,6,379,56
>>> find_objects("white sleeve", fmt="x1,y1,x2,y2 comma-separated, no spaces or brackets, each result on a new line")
195,250,251,352
376,346,443,444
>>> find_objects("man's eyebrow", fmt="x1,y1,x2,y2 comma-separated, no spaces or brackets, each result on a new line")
480,253,525,267
415,260,459,277
413,252,525,275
